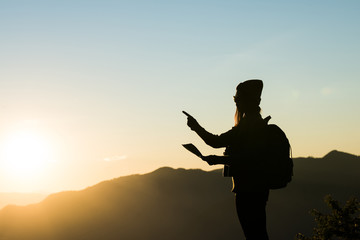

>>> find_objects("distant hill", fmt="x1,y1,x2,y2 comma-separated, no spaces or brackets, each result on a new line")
0,150,359,240
0,193,47,210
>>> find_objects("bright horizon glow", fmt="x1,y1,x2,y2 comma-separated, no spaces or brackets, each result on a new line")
2,131,52,177
0,129,55,192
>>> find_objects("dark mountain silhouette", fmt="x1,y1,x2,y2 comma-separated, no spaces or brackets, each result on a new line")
0,150,359,240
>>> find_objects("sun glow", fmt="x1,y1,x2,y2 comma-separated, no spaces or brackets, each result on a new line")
1,130,54,181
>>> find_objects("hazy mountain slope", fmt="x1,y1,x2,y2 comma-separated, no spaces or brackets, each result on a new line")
0,193,47,209
0,168,241,240
0,150,359,240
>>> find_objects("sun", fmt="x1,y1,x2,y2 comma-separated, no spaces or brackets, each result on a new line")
1,130,53,180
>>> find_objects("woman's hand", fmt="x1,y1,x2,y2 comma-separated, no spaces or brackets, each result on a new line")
183,111,201,131
201,155,219,166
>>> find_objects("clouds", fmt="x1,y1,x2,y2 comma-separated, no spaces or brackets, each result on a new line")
291,90,301,99
288,86,335,101
321,87,334,96
103,155,127,162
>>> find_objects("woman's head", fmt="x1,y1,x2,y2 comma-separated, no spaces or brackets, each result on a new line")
234,79,263,125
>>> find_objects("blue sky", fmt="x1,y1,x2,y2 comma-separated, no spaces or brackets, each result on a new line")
0,0,359,192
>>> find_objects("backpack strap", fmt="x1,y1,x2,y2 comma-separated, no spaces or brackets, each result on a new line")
264,115,271,124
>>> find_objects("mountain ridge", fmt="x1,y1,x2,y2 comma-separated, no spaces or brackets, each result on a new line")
322,149,359,160
2,150,357,210
0,150,359,240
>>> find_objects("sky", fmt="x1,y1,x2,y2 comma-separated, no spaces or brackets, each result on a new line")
0,0,359,193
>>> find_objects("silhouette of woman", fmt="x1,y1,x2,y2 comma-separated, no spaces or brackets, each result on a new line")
184,79,270,240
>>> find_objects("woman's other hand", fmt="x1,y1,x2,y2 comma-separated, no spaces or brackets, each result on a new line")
201,155,219,165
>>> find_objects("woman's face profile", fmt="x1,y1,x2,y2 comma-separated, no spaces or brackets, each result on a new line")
234,92,244,111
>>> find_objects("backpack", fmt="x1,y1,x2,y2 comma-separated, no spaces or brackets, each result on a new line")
263,119,293,189
223,116,293,190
